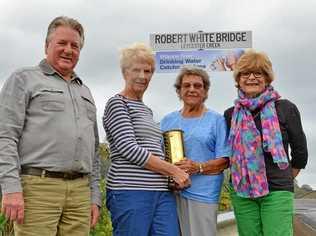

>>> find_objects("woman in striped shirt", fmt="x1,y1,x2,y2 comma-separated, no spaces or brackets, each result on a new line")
103,43,190,236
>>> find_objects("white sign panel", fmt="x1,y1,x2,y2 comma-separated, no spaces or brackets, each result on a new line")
150,31,252,51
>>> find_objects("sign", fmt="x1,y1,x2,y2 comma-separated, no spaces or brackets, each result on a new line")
150,31,252,51
155,49,245,73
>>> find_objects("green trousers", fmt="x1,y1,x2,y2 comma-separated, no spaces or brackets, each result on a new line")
230,187,294,236
14,175,91,236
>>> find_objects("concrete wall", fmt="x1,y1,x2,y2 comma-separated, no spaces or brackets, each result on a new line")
217,216,237,236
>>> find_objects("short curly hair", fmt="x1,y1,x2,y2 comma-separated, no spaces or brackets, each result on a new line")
174,66,210,102
120,43,155,74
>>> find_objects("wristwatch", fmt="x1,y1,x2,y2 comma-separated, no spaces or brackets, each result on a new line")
199,163,204,173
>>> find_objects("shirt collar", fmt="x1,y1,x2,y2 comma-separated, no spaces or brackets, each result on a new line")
39,59,83,86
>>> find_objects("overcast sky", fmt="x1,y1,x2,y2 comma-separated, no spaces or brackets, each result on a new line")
1,0,315,187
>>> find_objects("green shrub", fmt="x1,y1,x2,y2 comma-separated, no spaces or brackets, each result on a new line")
89,179,112,236
89,143,112,236
0,213,13,236
218,170,232,212
0,214,6,232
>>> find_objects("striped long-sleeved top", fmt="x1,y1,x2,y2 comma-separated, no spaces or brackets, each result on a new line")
103,94,168,191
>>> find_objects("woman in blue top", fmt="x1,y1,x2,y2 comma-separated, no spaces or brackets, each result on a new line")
160,66,230,236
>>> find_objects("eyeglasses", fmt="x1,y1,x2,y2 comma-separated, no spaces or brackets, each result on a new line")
240,71,264,78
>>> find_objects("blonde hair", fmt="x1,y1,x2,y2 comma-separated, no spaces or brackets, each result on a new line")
120,43,155,73
46,16,84,49
233,49,274,87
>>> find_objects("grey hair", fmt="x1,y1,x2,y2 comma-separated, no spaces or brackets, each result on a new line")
174,66,211,101
45,16,84,49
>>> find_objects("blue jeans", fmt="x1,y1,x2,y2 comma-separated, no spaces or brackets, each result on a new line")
106,190,179,236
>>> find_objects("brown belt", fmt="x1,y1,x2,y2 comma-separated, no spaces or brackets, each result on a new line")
21,167,87,180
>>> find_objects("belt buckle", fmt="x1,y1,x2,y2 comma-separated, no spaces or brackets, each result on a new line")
41,170,46,178
63,172,71,179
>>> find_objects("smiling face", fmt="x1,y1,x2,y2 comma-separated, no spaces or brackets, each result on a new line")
45,26,81,79
123,61,153,99
238,71,268,97
180,74,207,106
233,50,274,97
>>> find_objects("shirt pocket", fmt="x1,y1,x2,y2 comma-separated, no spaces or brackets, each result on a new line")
32,88,65,112
81,95,96,121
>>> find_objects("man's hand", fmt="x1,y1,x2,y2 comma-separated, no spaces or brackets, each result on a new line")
1,192,24,224
90,204,100,228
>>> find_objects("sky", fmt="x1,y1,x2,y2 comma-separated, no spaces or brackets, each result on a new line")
0,0,315,187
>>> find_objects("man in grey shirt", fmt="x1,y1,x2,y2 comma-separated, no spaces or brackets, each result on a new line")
0,16,101,235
